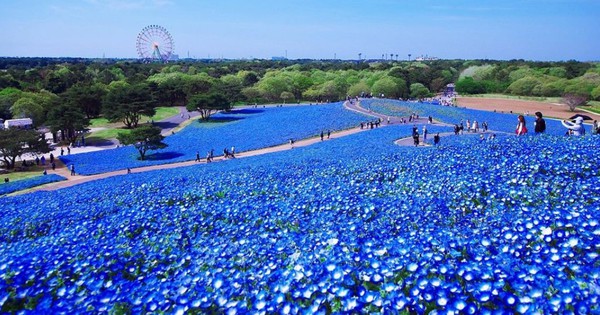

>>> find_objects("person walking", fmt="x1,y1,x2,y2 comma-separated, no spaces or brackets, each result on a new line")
70,164,76,176
195,151,200,162
534,112,546,134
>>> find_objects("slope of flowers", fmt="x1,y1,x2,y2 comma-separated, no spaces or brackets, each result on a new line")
364,99,569,136
1,125,599,313
0,174,66,197
59,103,367,175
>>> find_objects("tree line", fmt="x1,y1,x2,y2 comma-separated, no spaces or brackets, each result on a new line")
1,58,599,143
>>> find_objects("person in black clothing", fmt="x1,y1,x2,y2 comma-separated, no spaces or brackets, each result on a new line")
534,112,546,134
433,133,440,145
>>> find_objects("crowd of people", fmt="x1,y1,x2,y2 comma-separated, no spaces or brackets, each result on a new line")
452,119,489,135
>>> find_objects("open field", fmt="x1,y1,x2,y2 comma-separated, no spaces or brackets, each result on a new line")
1,99,599,313
86,107,182,144
457,96,600,121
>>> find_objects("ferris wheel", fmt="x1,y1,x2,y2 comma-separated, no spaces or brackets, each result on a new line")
136,25,174,62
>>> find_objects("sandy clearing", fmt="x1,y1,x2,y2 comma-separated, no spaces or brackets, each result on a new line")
456,97,600,121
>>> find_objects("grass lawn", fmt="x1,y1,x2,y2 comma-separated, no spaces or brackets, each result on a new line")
86,128,132,145
86,107,180,142
89,107,180,129
1,165,47,182
579,101,600,114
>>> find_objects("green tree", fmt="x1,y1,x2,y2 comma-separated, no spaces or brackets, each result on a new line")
46,100,89,142
186,92,231,121
103,83,157,128
0,87,22,120
65,83,106,119
241,87,261,104
280,91,294,104
0,129,51,169
591,85,600,101
371,76,406,98
506,76,543,95
116,125,167,161
455,77,486,94
219,74,244,104
409,83,431,99
257,73,291,102
347,81,371,97
11,98,45,126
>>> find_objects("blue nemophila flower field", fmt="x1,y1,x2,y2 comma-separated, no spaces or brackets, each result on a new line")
60,103,368,175
363,99,570,136
0,174,66,197
1,114,599,313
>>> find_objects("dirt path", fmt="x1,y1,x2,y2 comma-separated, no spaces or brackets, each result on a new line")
457,97,600,121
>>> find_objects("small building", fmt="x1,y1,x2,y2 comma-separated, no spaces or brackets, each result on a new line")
4,118,33,129
445,83,455,96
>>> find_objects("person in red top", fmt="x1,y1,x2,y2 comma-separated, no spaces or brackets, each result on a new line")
516,115,528,135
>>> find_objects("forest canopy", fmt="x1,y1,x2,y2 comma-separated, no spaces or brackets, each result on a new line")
1,58,598,134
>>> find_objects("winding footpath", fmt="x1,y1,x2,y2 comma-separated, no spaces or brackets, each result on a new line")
14,101,501,195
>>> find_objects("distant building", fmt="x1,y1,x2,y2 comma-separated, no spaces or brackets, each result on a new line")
4,118,33,129
271,56,287,61
445,83,455,96
414,55,439,61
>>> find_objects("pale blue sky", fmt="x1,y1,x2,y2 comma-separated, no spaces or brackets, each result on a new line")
1,0,599,61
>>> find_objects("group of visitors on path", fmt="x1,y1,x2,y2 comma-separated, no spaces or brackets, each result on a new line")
453,119,489,135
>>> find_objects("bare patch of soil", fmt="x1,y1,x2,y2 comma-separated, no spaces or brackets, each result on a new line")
456,97,600,121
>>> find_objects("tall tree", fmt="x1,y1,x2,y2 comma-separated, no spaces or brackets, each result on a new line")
0,129,51,169
103,83,157,128
0,88,22,120
117,125,167,161
46,101,89,142
409,83,431,99
186,92,230,121
65,83,106,119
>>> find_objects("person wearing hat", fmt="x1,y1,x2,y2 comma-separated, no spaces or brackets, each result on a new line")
562,116,586,136
534,112,546,134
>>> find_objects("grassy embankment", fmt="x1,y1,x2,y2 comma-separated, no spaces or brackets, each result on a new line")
0,107,180,183
86,107,180,143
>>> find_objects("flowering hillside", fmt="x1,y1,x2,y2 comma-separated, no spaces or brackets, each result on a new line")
59,103,368,175
1,123,599,313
